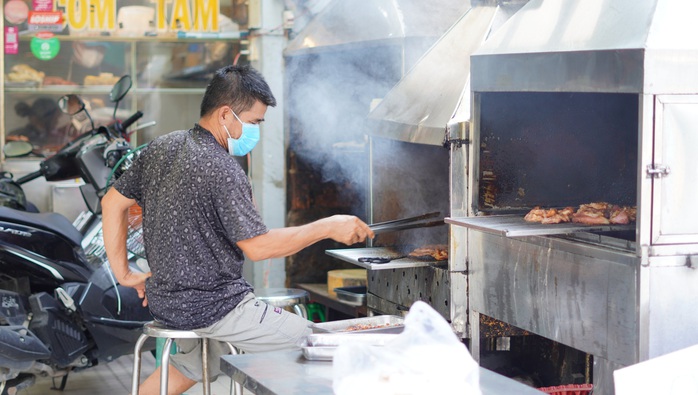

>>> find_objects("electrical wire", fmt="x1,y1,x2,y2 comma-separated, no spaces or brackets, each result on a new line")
104,261,122,316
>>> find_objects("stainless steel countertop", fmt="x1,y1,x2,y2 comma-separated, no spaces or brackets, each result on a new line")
221,350,545,395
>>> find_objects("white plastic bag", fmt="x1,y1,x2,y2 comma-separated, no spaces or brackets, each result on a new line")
332,301,481,395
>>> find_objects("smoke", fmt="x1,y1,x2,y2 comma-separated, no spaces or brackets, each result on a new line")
285,46,451,247
286,47,400,189
283,1,468,238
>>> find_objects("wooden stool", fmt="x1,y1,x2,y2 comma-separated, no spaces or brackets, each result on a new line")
254,288,310,318
132,321,242,395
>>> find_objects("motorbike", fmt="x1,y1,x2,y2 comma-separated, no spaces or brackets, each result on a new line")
0,76,154,394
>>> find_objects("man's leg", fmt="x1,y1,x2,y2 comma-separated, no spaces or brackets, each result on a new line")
135,364,196,395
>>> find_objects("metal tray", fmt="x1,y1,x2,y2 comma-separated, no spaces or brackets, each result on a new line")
306,333,399,347
301,346,335,361
334,286,366,306
446,215,634,238
326,247,440,270
301,333,399,361
310,315,404,334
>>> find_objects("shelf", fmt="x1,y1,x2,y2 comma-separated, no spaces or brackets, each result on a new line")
296,283,368,319
5,86,208,95
5,85,113,94
17,32,249,43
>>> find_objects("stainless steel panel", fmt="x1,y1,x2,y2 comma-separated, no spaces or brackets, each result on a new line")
647,257,698,358
368,5,499,145
326,247,440,270
652,95,698,246
284,0,470,55
449,271,468,338
367,293,405,316
472,50,645,93
447,215,633,238
368,265,451,320
468,230,638,365
472,0,698,94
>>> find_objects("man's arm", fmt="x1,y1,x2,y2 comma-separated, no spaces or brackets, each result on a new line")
101,187,151,305
237,215,374,261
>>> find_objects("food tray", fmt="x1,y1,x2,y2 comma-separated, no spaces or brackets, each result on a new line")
333,286,366,306
301,346,336,361
301,333,399,361
310,315,404,334
306,333,399,347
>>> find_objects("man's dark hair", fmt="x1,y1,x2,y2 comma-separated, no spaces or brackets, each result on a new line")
200,65,276,117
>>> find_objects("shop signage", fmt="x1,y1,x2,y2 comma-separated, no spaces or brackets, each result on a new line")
30,31,60,60
33,0,54,12
4,27,19,55
27,11,65,32
54,0,220,33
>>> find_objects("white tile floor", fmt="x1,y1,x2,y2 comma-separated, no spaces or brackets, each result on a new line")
18,353,252,395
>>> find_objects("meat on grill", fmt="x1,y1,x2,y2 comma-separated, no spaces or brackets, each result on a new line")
525,202,636,225
524,207,575,224
408,244,448,261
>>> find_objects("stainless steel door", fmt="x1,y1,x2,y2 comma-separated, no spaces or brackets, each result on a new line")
652,95,698,245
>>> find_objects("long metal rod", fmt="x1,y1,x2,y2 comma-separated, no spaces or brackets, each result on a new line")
368,211,441,229
370,219,445,234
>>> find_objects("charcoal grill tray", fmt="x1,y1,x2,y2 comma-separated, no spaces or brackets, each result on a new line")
446,215,634,237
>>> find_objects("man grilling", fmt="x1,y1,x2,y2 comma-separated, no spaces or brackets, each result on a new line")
102,64,373,395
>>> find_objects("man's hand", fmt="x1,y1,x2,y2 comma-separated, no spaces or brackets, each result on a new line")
325,215,374,245
118,270,152,307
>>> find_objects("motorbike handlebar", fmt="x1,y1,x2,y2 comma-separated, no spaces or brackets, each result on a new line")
120,111,144,132
16,170,44,185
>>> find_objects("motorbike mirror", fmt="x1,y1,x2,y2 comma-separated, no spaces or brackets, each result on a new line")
109,75,132,103
3,141,34,158
58,94,86,115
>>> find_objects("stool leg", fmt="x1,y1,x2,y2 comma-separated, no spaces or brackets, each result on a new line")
160,338,174,395
293,304,308,319
131,333,149,395
223,343,243,395
202,337,210,395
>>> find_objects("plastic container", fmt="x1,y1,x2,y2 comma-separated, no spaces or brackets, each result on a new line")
537,384,593,395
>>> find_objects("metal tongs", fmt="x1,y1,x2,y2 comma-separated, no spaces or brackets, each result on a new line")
356,212,445,264
368,211,444,235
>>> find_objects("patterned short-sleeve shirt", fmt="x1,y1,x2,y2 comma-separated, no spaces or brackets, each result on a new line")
113,124,268,330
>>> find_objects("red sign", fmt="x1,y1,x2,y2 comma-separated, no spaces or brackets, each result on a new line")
28,11,64,25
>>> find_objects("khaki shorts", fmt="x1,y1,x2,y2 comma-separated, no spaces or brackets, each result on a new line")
169,292,312,382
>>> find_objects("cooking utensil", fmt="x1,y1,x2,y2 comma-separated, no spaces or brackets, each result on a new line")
358,256,407,263
368,212,444,234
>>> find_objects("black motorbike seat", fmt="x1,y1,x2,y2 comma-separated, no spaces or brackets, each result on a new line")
0,207,83,246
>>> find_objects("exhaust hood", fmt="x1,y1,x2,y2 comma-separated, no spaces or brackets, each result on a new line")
472,0,698,94
284,0,471,56
367,1,528,146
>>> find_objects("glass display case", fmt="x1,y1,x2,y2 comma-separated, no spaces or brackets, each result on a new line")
2,0,249,156
1,0,249,212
